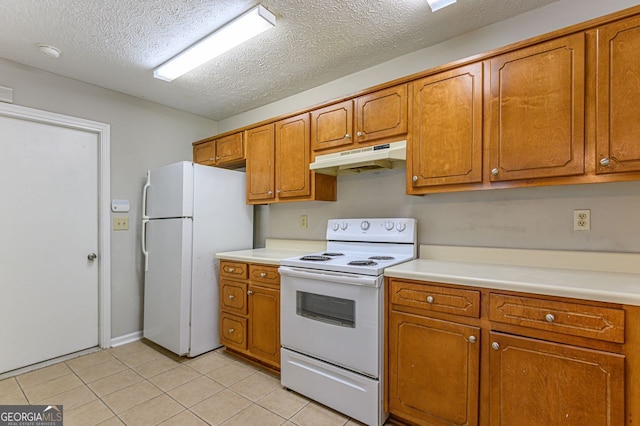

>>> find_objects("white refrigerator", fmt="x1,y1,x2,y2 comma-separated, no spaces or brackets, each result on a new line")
141,161,253,357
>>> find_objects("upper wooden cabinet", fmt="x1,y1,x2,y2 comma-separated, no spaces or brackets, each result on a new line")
408,63,483,192
193,132,245,168
246,116,336,204
487,33,586,182
595,15,640,174
311,85,408,153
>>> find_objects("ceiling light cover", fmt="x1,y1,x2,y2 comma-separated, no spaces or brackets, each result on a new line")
154,4,276,82
427,0,457,12
37,44,62,58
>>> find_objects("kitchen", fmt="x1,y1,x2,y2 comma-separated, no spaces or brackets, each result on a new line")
1,0,640,424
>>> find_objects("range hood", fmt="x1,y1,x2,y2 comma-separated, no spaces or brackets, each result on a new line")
310,140,406,176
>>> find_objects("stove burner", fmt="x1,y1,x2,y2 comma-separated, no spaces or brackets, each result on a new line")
368,256,395,261
322,252,344,257
348,260,378,266
299,255,331,261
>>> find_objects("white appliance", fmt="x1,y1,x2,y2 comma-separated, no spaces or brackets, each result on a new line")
279,218,417,426
141,161,253,357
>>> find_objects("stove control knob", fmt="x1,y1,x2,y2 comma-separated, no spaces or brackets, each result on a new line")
384,221,394,231
331,222,340,231
396,222,406,232
340,222,349,230
361,220,370,231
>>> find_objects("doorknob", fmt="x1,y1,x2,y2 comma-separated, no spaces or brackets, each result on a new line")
87,253,97,261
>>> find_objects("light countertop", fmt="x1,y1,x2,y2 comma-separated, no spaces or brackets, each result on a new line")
385,245,640,306
215,238,326,266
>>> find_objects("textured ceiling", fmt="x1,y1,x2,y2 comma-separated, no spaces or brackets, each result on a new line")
0,0,560,121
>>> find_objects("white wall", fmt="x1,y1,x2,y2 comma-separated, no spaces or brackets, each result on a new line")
217,0,640,254
0,58,217,338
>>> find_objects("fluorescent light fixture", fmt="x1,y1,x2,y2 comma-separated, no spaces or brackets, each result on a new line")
154,5,276,82
427,0,456,12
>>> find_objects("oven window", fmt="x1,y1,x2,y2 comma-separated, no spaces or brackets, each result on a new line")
296,291,355,328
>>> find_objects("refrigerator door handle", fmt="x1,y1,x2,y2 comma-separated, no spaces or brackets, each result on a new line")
141,219,149,271
142,170,150,220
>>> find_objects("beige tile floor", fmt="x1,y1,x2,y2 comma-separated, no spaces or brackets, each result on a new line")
0,340,394,426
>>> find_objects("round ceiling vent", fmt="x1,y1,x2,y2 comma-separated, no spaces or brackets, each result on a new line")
37,44,62,58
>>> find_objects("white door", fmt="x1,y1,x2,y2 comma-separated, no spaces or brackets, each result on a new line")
143,218,193,356
0,114,100,373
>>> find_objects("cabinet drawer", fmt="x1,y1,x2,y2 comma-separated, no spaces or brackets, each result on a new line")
220,313,247,349
390,280,480,318
489,293,625,343
220,261,248,279
250,264,280,286
220,279,248,314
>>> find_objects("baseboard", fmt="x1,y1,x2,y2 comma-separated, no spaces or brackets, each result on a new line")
110,330,143,347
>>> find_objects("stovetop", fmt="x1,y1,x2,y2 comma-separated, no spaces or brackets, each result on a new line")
280,218,417,276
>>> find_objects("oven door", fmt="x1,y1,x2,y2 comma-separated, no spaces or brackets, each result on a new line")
279,266,383,378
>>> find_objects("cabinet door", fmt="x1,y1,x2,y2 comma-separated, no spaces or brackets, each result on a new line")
388,311,480,426
355,84,408,143
489,332,624,426
311,100,353,151
248,285,280,368
596,15,640,174
246,124,275,203
220,312,247,350
193,141,216,166
276,113,311,199
488,33,585,181
215,132,244,167
410,63,483,189
220,279,248,315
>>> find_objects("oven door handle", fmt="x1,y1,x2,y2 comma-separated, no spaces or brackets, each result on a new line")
278,266,382,287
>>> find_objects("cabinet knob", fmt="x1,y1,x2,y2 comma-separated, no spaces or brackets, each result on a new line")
215,156,220,160
412,175,418,182
228,267,235,272
469,335,477,344
260,272,267,278
228,328,235,334
228,294,235,300
345,133,351,139
268,190,273,195
356,131,363,137
491,342,500,351
426,296,434,304
209,157,214,161
491,168,499,176
276,189,281,194
545,313,555,323
600,157,610,167
247,290,253,295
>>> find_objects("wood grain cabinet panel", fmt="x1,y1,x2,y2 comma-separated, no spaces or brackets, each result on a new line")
193,140,216,166
220,280,248,314
596,15,640,174
389,311,480,426
489,293,625,343
390,279,480,318
311,100,353,151
220,261,248,280
220,313,247,349
248,284,280,367
276,113,312,199
215,132,244,167
355,85,408,143
488,33,585,181
246,124,276,203
409,62,483,190
489,331,625,426
249,264,280,286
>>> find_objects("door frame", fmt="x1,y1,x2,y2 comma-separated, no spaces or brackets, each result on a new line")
0,102,111,349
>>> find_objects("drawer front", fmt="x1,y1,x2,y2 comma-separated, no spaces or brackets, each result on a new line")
390,280,480,318
220,313,247,349
250,264,280,286
489,293,625,343
220,261,248,279
220,280,248,314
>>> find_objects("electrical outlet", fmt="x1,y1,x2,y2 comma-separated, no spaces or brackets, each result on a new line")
114,217,129,231
573,209,590,231
300,214,308,229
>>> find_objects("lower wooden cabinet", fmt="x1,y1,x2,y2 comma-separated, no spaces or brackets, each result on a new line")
388,311,480,426
489,331,625,426
219,261,281,369
386,277,636,426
